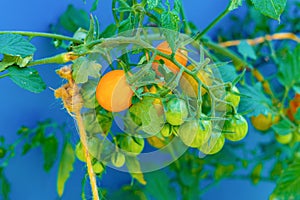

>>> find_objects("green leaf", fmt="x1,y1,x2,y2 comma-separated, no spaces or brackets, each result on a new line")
80,79,98,109
161,10,180,52
295,108,300,122
0,55,33,72
219,64,238,83
214,164,235,180
7,66,46,93
238,83,272,117
126,156,146,185
90,0,99,12
101,24,117,38
251,162,263,185
272,159,300,199
42,136,58,172
250,0,287,20
72,56,102,84
271,119,293,135
237,40,257,60
108,186,147,200
147,0,160,10
0,170,10,200
229,0,243,11
0,34,36,58
57,142,75,197
144,171,176,200
278,44,300,89
59,5,89,33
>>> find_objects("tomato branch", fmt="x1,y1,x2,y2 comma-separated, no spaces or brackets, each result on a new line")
0,31,83,44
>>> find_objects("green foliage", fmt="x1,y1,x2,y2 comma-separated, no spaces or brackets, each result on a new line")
0,55,32,72
57,142,75,197
0,168,10,200
237,40,257,60
7,66,46,93
229,0,243,11
272,159,300,199
271,119,293,135
0,34,36,58
125,156,146,185
251,162,263,184
147,0,160,10
250,0,287,20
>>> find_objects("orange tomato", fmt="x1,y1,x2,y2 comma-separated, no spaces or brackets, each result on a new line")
153,41,188,75
287,94,300,121
251,113,280,131
96,70,133,112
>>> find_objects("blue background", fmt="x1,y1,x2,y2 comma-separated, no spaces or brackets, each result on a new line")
0,0,275,199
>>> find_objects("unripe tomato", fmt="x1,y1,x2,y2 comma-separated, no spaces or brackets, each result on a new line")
178,117,212,148
165,98,189,125
223,114,248,141
216,86,240,112
118,135,144,155
147,135,168,149
96,70,134,112
92,162,104,174
111,152,126,167
275,133,292,144
199,134,225,155
153,41,188,75
179,65,212,97
251,113,280,131
160,123,173,137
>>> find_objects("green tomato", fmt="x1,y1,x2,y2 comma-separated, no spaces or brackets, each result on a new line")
165,98,189,125
92,162,104,174
199,134,225,155
111,152,126,167
223,114,248,141
0,147,6,159
118,135,144,155
178,117,212,148
160,123,172,137
216,86,240,112
275,133,292,144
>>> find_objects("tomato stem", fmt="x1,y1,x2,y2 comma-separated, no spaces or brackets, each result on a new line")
0,31,83,44
0,73,9,79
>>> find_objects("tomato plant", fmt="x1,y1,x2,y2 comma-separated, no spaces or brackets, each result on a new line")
0,0,299,200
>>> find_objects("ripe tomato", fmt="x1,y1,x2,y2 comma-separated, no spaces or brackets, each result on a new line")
287,94,300,121
153,41,188,75
223,114,248,141
199,133,225,155
111,152,126,167
275,133,292,144
165,98,189,125
251,113,280,131
178,117,212,148
96,70,134,112
179,65,213,97
118,135,144,155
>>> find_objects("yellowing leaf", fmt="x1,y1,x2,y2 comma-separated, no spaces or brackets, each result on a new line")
57,142,75,197
126,156,146,185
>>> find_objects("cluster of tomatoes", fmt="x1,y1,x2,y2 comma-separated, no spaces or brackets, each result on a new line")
251,93,300,145
75,41,249,169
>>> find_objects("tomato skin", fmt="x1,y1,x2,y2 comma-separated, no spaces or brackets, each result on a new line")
118,135,144,155
275,133,292,144
223,114,248,141
251,113,279,131
75,142,86,162
199,134,225,155
178,117,212,148
215,86,240,112
153,41,188,75
165,98,189,126
111,152,126,167
96,70,133,112
92,162,104,174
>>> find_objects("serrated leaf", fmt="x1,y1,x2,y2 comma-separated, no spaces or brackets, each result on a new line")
251,162,263,185
101,24,117,38
80,79,98,108
126,156,146,185
278,44,300,89
237,40,257,60
0,34,36,58
0,55,33,72
271,119,293,135
72,56,102,84
238,83,271,117
272,159,300,199
7,66,46,93
250,0,287,20
144,171,176,200
59,5,89,33
82,109,113,135
229,0,243,11
147,0,160,10
42,136,58,172
218,64,238,83
57,142,75,197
